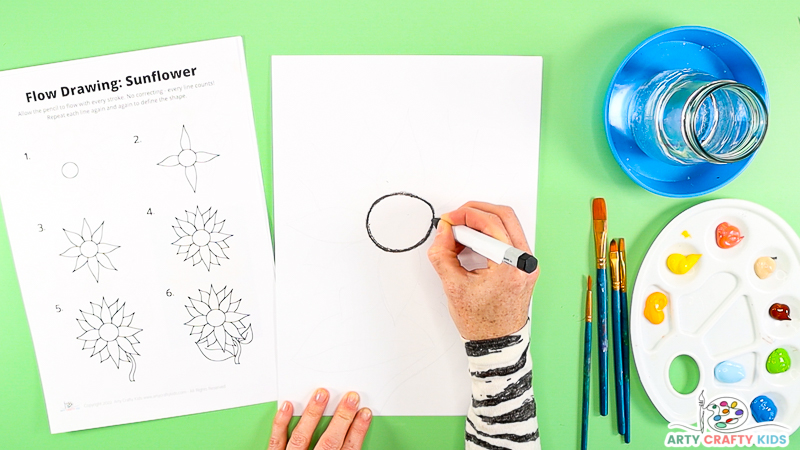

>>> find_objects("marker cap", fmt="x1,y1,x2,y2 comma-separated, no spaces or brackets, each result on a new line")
517,253,538,273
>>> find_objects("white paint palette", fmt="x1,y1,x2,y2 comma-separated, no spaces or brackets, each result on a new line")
632,199,800,433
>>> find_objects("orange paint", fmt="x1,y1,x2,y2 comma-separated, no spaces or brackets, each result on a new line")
716,222,744,249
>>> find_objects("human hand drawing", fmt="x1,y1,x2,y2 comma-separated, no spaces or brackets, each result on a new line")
268,388,372,450
427,202,539,340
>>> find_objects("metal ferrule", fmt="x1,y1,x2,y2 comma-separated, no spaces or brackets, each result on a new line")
609,250,620,290
586,290,593,322
619,248,627,293
593,220,607,269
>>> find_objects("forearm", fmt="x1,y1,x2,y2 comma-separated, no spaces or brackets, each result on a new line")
464,320,540,450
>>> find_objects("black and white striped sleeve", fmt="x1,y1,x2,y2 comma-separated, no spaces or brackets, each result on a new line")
464,320,540,450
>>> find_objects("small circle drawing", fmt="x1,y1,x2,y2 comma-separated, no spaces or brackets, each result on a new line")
62,162,79,179
366,192,436,253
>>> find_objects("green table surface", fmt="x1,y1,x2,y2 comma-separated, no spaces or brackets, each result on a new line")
2,1,800,448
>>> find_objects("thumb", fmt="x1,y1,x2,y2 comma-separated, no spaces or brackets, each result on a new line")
427,219,466,280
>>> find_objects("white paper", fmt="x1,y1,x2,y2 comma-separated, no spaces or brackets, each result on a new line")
0,37,276,433
272,55,542,415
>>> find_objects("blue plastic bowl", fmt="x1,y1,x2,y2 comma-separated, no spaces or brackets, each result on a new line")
604,26,769,198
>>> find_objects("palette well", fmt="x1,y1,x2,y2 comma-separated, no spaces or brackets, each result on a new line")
631,199,799,433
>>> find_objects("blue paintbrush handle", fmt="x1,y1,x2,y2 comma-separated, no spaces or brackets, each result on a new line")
596,268,608,416
611,287,625,436
621,290,631,443
581,320,592,450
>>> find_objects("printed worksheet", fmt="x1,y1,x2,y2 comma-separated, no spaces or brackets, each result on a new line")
0,37,276,433
272,56,542,415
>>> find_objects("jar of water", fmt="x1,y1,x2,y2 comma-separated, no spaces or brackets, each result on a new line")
629,69,768,165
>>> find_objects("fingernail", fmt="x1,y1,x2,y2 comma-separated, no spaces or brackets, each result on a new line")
346,391,360,406
360,408,372,421
315,389,328,402
281,401,291,412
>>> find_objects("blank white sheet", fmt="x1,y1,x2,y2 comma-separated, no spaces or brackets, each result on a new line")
272,55,542,415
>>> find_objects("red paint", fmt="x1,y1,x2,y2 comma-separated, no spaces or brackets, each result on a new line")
769,303,791,321
716,222,744,248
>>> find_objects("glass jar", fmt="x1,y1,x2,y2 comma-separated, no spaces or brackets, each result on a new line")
629,69,768,166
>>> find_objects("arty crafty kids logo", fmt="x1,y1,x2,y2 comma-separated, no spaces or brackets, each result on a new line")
665,391,790,447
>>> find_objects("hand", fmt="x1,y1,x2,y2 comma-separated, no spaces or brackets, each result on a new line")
268,388,372,450
427,201,539,340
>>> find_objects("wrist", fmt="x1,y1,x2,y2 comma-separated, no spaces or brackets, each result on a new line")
463,319,530,366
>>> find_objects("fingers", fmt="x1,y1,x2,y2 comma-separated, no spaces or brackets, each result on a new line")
427,219,467,281
286,388,329,450
443,207,513,246
268,401,294,450
461,201,531,253
315,392,363,450
341,408,373,450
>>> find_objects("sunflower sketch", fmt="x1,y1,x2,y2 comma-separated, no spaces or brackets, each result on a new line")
77,298,141,381
184,285,252,364
171,207,232,270
157,125,218,192
60,219,119,282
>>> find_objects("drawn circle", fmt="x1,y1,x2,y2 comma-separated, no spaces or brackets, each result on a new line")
178,149,197,167
80,240,98,258
206,310,225,327
62,162,79,179
366,192,435,253
98,323,119,341
192,230,211,246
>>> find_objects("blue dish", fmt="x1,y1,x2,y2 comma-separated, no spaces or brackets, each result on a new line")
604,26,769,198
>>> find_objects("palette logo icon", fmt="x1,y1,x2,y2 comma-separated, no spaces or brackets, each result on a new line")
703,395,748,432
665,390,790,447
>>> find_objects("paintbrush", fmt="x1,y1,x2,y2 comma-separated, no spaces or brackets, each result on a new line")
619,238,631,443
581,276,593,450
592,198,608,416
610,239,626,436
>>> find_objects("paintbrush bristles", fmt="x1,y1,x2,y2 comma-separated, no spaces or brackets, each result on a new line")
592,198,607,220
592,198,608,268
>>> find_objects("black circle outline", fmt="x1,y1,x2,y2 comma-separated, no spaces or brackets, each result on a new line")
366,192,435,253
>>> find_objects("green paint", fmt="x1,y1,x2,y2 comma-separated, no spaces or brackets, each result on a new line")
766,348,791,374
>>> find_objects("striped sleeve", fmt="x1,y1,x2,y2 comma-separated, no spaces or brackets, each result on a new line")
464,320,540,450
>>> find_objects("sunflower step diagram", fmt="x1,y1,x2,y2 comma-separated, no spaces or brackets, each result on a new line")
76,298,142,382
184,285,252,364
172,206,232,270
60,219,120,282
157,125,219,193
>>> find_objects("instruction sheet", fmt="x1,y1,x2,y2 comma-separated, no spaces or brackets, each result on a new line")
0,37,276,433
272,55,542,415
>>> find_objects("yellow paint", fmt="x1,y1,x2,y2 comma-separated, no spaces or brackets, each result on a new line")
667,253,701,274
645,292,668,324
681,230,691,238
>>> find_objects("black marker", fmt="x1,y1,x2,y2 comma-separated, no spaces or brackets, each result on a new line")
432,218,538,273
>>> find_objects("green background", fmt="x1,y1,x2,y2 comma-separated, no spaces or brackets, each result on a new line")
2,1,800,448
